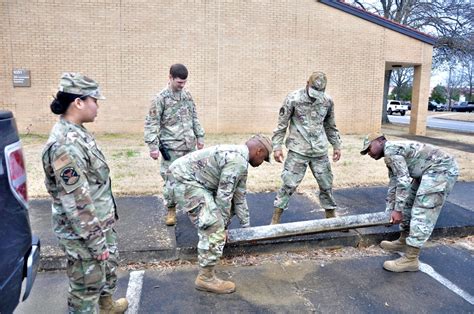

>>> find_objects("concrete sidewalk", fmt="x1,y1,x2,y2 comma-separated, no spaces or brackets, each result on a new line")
31,182,474,270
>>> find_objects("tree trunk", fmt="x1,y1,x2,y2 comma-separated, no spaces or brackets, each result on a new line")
447,67,452,109
382,69,392,124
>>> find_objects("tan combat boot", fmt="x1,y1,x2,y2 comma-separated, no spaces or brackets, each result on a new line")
165,206,177,226
195,266,236,294
325,209,336,218
99,295,129,314
270,208,284,225
380,231,408,252
383,245,420,272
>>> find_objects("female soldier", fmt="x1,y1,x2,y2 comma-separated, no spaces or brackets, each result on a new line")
42,73,128,313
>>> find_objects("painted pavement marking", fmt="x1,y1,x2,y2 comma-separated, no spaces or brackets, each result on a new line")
125,270,145,314
419,262,474,305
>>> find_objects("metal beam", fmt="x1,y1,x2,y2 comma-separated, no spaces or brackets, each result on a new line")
227,212,391,244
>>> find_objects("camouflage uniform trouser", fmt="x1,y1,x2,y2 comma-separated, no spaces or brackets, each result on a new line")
274,150,337,211
173,179,226,267
59,229,119,314
399,168,458,248
160,149,193,208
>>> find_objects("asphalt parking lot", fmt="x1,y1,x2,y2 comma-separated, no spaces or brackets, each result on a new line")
17,240,473,313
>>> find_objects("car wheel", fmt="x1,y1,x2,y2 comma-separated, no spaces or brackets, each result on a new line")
400,110,406,116
387,108,393,115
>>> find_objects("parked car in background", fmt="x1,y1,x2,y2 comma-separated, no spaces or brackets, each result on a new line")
403,101,412,110
451,101,474,112
428,101,445,111
0,110,40,313
387,100,408,116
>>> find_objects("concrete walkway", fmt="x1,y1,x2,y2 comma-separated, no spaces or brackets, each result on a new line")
31,182,474,270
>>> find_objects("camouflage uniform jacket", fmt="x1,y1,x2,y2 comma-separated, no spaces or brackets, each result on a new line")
170,145,250,226
144,85,205,152
42,118,116,257
272,88,342,157
384,141,459,212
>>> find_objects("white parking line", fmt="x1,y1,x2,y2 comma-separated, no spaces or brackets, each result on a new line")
125,270,145,314
419,262,474,305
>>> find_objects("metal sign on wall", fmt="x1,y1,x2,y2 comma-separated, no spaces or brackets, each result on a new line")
12,69,31,87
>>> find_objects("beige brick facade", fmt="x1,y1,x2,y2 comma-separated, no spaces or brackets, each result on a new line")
0,0,433,135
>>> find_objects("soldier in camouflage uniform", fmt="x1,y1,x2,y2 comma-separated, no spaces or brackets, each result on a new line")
144,63,205,226
169,135,272,294
42,73,128,313
361,133,459,272
271,72,342,224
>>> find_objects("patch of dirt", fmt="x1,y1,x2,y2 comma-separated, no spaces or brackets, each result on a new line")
119,236,473,271
432,235,474,251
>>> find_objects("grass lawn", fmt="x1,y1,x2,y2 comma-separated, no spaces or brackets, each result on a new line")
430,112,474,122
22,124,474,199
404,111,474,122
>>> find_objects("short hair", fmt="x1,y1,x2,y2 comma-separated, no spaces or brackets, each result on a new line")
169,64,188,79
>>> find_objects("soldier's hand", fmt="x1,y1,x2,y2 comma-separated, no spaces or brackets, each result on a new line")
333,149,341,162
150,150,160,160
274,150,284,163
96,249,110,261
390,211,403,224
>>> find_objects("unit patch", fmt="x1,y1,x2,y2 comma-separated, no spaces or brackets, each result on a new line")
60,167,80,185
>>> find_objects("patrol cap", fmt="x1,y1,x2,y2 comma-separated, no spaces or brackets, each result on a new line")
360,133,385,155
251,134,272,162
58,72,105,100
307,71,327,98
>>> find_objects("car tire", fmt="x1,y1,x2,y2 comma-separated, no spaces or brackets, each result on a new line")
387,108,393,115
400,110,406,116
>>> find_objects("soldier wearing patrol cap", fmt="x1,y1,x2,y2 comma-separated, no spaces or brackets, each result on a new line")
42,73,128,313
168,134,272,294
144,63,205,227
271,71,342,224
360,133,459,272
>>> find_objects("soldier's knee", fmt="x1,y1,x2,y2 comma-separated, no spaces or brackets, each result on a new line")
68,260,106,292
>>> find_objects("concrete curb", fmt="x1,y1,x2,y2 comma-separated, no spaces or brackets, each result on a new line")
38,225,474,271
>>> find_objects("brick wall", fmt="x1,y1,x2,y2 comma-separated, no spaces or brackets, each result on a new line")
0,0,433,135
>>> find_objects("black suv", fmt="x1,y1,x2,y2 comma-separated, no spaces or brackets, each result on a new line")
451,101,474,112
0,110,40,313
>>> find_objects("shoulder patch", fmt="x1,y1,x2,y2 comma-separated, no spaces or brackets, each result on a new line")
60,167,81,185
279,107,286,116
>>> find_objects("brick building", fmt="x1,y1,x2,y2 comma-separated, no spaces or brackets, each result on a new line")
0,0,434,135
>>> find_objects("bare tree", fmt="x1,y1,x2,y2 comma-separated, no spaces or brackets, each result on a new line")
391,68,414,100
460,33,474,101
461,58,473,101
351,1,472,63
446,63,465,108
350,0,473,122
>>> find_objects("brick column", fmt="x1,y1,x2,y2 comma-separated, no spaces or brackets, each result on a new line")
409,61,432,136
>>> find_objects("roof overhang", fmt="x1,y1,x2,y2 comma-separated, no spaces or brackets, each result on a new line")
319,0,436,45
